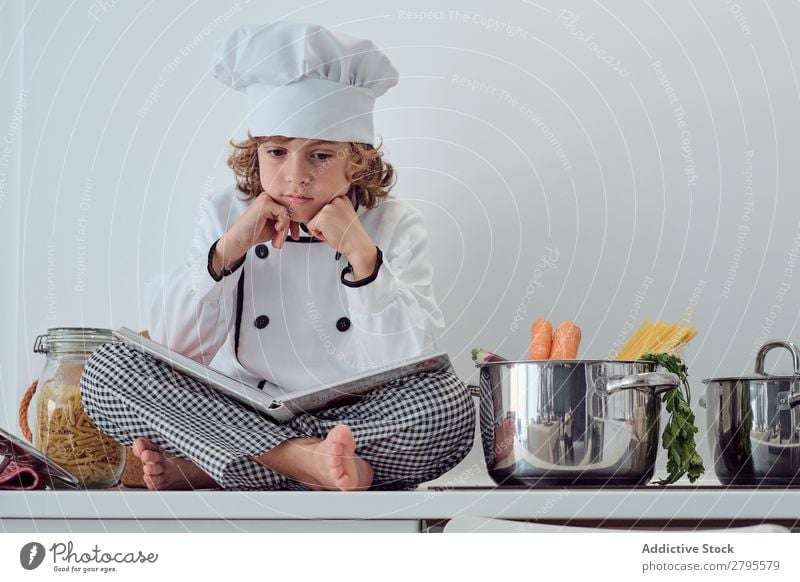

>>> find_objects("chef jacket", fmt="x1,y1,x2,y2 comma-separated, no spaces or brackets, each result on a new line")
144,186,445,396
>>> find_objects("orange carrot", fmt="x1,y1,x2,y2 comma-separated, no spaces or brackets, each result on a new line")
550,321,581,359
529,318,553,360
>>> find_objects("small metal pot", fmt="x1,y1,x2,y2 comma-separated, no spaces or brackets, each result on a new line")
476,359,680,487
701,339,800,486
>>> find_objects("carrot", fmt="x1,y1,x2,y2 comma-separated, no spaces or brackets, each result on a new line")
529,318,553,360
550,321,581,359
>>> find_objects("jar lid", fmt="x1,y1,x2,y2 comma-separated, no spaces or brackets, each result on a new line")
33,327,116,355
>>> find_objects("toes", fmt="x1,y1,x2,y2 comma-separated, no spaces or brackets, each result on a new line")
142,462,165,476
132,438,147,457
328,425,356,452
329,424,351,441
139,450,165,465
148,474,169,490
132,437,160,457
342,428,357,450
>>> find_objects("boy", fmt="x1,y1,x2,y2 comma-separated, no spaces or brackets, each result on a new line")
80,22,474,491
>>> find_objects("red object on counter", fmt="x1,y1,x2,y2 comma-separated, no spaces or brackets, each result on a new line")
0,458,45,490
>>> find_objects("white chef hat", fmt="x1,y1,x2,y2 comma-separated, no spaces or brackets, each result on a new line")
212,22,398,145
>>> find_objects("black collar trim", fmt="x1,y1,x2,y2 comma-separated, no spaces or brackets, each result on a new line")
285,236,323,243
285,222,323,243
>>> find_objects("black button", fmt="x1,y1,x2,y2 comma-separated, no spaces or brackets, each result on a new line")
254,315,270,329
336,317,351,332
255,244,269,259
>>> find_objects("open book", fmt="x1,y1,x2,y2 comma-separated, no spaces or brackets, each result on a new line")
113,327,453,423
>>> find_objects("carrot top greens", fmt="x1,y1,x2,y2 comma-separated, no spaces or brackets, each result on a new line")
641,352,705,485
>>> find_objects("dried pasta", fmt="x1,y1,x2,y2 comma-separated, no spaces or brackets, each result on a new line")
35,382,124,487
616,320,697,361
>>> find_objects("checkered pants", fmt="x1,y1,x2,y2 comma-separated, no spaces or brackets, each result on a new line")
79,343,475,490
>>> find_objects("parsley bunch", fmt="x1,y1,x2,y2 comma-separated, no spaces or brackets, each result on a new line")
641,353,705,485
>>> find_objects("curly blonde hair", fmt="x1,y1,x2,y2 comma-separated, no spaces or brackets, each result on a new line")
227,133,396,209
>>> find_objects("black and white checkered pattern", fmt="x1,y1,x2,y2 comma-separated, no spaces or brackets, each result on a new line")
79,343,475,490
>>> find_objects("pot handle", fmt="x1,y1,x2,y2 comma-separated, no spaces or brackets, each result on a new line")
599,372,680,397
776,391,800,411
754,339,800,376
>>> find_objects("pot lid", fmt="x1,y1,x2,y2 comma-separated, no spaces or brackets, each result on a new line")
703,339,800,383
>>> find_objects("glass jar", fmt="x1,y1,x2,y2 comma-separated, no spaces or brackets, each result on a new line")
30,327,125,488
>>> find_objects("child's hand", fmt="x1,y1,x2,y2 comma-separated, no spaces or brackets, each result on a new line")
306,196,375,263
224,192,301,255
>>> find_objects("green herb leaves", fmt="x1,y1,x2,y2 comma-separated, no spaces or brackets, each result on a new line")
641,352,705,485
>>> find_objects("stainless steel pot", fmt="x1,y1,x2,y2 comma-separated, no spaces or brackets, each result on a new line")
476,359,680,486
701,339,800,486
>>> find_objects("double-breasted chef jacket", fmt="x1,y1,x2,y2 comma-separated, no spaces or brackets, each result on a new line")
145,187,445,398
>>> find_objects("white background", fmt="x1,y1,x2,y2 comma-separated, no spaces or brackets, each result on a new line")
1,532,795,580
2,0,800,487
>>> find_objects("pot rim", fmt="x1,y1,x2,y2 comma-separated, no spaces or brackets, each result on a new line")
476,358,654,366
702,374,800,383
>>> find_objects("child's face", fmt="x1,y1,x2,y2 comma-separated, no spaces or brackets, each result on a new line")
257,136,353,223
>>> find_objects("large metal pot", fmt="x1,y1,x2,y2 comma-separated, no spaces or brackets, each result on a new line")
476,359,680,486
701,339,800,486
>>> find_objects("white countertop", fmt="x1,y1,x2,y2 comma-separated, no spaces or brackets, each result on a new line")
2,486,799,522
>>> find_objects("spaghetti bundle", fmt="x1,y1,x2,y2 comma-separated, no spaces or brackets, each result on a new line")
616,320,697,360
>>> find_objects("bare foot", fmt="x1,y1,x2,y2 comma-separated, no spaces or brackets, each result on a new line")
131,437,219,491
256,424,374,491
309,425,374,491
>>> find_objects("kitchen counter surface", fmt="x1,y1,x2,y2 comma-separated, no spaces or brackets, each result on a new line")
2,486,799,532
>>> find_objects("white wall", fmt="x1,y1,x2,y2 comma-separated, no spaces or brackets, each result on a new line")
9,0,800,486
1,1,25,432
